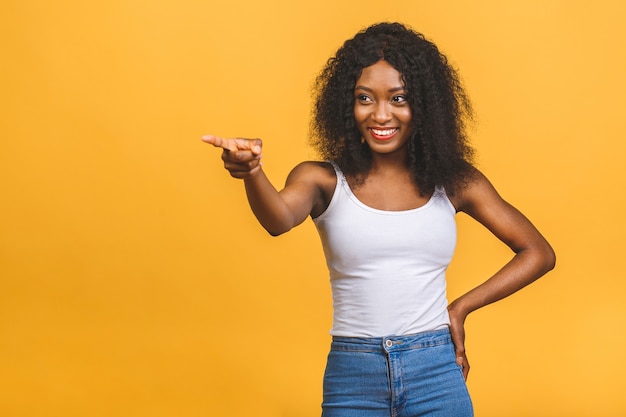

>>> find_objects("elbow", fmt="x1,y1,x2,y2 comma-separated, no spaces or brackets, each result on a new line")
256,214,295,237
264,213,298,237
540,243,557,274
547,247,557,272
264,225,292,237
520,241,556,277
267,230,285,237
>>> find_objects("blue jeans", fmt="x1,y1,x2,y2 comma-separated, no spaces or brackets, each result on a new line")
322,328,473,417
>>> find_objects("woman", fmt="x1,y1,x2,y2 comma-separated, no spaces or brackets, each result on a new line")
203,22,555,417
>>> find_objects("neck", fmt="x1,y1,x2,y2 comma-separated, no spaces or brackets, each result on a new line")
369,150,410,173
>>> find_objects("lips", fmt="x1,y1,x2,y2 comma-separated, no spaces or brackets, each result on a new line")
369,127,399,141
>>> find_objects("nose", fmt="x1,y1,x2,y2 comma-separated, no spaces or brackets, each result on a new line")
372,102,392,124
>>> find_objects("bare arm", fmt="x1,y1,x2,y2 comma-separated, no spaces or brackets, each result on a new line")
202,135,325,236
448,169,556,379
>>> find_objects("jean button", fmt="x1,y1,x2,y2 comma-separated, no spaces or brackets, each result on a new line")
385,340,393,347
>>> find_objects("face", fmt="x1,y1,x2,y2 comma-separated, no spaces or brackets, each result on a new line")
354,60,412,156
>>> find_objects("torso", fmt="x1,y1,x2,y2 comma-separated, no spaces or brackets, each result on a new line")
312,162,457,337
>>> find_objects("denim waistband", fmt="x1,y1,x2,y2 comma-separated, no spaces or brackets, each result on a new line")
330,327,452,353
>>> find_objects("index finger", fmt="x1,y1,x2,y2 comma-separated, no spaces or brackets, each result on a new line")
201,135,262,155
201,135,236,151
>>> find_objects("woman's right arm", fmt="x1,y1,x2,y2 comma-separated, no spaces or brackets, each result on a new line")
202,135,324,236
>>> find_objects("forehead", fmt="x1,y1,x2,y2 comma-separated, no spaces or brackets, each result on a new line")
355,60,405,89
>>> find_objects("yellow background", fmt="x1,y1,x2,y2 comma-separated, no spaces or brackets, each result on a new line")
2,1,625,416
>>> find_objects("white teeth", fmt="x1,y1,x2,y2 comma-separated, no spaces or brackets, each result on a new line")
371,128,397,136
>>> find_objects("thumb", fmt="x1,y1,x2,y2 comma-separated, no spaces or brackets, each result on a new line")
456,354,464,367
233,138,262,156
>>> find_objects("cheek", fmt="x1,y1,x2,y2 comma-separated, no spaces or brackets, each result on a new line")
354,107,369,129
353,105,368,123
398,108,412,124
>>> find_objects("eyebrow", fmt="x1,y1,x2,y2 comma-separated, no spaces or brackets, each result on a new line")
354,85,407,93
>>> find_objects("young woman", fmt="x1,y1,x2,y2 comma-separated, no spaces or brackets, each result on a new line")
203,22,555,417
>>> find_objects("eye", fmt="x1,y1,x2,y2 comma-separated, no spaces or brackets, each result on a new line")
392,95,408,104
356,94,373,103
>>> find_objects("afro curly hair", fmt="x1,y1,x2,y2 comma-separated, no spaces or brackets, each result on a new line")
311,22,475,196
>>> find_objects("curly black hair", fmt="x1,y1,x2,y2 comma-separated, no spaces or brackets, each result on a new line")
311,22,475,196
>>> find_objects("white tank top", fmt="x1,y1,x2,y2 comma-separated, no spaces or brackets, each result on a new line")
313,162,457,337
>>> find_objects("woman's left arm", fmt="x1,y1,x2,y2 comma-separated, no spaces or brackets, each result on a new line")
448,169,556,379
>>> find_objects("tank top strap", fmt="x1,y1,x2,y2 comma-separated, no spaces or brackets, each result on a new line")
328,160,346,183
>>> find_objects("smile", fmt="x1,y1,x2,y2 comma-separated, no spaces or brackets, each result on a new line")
369,128,399,140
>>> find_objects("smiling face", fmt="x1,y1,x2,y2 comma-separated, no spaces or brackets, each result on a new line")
354,60,413,157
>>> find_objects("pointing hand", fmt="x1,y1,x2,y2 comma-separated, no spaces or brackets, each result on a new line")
202,135,263,179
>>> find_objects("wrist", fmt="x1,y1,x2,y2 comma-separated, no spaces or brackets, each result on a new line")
448,298,470,322
242,163,264,180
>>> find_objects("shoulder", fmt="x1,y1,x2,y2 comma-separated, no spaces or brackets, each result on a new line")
285,161,337,217
288,160,335,175
448,166,503,214
450,166,530,244
286,161,336,186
